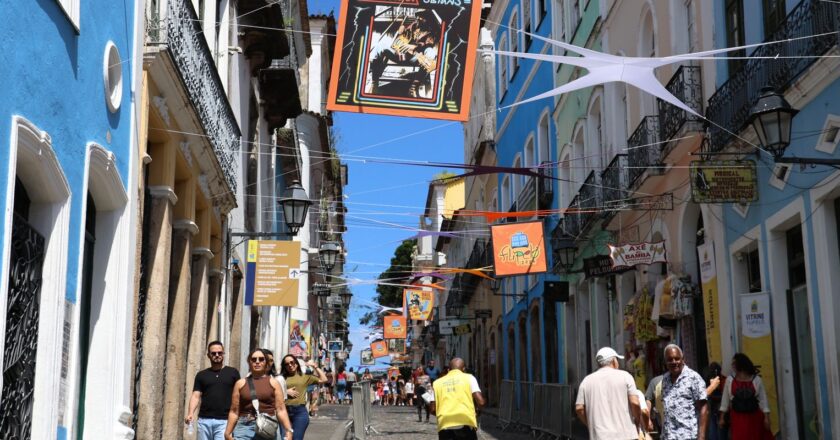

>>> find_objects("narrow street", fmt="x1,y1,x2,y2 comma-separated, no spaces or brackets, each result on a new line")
362,405,535,440
307,404,352,439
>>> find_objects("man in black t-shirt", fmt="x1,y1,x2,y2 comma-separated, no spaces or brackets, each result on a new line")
186,341,240,440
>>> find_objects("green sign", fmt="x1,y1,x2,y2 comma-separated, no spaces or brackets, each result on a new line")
690,160,758,203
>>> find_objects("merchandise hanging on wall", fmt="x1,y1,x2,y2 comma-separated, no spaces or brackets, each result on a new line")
289,319,312,360
327,0,482,120
490,221,548,276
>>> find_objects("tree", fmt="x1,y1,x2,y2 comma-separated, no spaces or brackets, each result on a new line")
359,240,415,325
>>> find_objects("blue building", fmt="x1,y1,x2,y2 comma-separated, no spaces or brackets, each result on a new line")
0,0,139,438
708,0,840,438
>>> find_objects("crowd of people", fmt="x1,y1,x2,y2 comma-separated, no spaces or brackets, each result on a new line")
576,344,773,440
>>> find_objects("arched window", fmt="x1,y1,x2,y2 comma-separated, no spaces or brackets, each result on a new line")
512,155,522,202
498,35,508,96
559,149,572,208
529,303,542,382
501,176,511,211
509,10,520,75
538,115,550,164
524,138,536,169
572,125,585,191
587,92,606,170
639,9,657,116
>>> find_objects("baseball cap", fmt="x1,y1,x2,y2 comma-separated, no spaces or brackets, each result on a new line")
595,347,624,364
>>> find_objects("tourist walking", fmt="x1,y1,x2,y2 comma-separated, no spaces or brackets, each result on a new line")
278,355,327,440
574,347,641,440
336,367,347,405
429,358,485,440
223,348,293,440
660,344,709,440
719,353,772,440
415,367,432,422
425,359,441,381
405,377,415,406
186,341,241,440
345,367,358,404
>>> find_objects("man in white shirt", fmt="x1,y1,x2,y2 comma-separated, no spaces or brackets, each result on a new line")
575,347,642,440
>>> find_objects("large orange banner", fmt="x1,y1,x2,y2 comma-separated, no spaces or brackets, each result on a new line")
490,221,547,276
384,315,407,339
405,289,434,320
370,340,389,358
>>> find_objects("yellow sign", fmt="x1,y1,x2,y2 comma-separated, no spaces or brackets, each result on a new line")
740,292,779,435
690,160,758,203
245,240,301,306
697,242,722,363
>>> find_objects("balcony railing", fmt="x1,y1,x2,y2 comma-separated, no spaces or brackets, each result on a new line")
706,0,839,151
563,196,582,238
658,65,703,146
601,154,628,210
145,0,240,193
627,116,662,187
578,171,601,230
538,161,554,208
517,177,538,212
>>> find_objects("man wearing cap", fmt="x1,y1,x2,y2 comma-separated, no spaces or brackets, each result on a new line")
575,347,642,440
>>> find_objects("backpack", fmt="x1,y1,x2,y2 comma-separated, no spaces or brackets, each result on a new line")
730,377,760,413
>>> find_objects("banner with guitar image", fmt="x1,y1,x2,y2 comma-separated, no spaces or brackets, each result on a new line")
327,0,482,121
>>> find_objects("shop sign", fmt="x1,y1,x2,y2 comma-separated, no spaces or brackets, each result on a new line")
690,160,758,203
584,255,630,278
491,221,548,276
608,241,667,268
383,315,407,339
245,240,301,306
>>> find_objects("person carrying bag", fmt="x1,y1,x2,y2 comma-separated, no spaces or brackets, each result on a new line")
248,377,280,439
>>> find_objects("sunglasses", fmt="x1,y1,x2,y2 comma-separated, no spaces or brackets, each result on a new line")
251,357,266,363
284,361,298,367
209,351,224,356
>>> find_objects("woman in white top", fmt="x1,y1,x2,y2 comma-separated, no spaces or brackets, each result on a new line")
404,379,415,406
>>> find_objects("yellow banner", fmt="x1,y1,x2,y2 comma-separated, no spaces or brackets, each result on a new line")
697,243,722,363
740,292,779,435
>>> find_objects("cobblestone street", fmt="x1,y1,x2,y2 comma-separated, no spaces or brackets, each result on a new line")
362,405,536,440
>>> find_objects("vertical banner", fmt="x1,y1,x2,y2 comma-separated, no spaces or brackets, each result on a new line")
404,289,434,320
370,340,389,358
289,319,312,359
697,242,722,363
384,315,408,339
740,292,779,435
490,221,548,276
326,0,483,121
245,240,302,306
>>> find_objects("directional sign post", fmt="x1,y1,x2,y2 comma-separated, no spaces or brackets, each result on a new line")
244,240,301,306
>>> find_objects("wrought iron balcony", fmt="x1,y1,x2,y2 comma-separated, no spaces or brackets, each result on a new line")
538,161,555,208
627,116,662,187
578,171,601,231
658,65,703,148
706,0,839,151
517,176,538,212
145,0,240,193
601,154,629,210
563,196,582,239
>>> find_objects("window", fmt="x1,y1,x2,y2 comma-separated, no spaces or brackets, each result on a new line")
499,35,509,97
559,152,572,208
538,116,550,164
513,155,522,198
509,12,520,75
502,177,511,211
525,138,536,169
570,0,581,34
725,0,746,74
746,248,761,292
523,0,532,48
685,0,696,53
639,11,657,116
762,0,786,38
552,0,565,50
57,0,80,30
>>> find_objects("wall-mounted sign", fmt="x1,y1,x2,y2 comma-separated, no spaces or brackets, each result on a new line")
361,349,375,365
453,324,472,335
690,160,758,203
289,319,311,360
608,241,667,268
405,289,434,320
491,221,548,276
583,255,631,278
327,0,482,121
245,240,301,306
370,340,389,358
383,315,407,339
328,340,344,352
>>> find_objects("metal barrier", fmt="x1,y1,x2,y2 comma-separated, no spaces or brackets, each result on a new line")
498,380,514,430
351,381,378,440
498,381,575,439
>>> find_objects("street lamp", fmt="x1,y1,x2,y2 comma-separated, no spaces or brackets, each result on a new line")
340,289,353,307
278,180,311,235
319,241,341,272
747,87,799,159
552,233,579,274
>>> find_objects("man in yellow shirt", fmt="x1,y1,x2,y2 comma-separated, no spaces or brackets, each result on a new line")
429,358,485,440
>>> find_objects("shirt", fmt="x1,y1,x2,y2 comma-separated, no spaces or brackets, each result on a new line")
575,367,639,440
405,382,414,394
644,375,665,429
193,366,240,419
425,366,441,380
432,370,481,431
284,374,320,406
661,366,707,440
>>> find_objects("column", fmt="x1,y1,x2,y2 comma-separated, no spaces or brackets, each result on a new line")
185,208,213,418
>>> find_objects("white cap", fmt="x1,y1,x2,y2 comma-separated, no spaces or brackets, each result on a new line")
596,347,624,364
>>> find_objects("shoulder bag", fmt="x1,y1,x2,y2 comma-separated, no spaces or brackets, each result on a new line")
248,377,280,439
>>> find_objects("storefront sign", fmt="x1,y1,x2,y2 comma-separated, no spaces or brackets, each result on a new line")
327,0,482,121
697,243,722,363
405,289,434,320
245,240,301,306
384,315,408,339
608,241,667,268
690,160,758,203
491,221,548,276
370,340,389,358
584,255,630,278
740,292,779,435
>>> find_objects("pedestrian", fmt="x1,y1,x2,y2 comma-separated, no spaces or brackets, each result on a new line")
660,344,709,440
428,358,485,440
574,347,641,440
718,353,772,440
644,371,665,434
705,362,727,440
398,378,407,406
405,377,415,406
361,368,373,381
415,367,432,422
186,341,241,440
375,379,383,405
223,348,293,440
382,377,391,406
278,355,328,440
345,367,358,404
336,367,347,405
425,359,441,381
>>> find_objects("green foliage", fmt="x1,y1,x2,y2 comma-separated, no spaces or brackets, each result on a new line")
359,240,415,326
432,171,456,181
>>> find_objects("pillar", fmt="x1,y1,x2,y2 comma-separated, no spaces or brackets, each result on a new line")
184,208,213,419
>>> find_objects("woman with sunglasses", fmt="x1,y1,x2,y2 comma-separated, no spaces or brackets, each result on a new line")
224,349,293,440
279,354,327,439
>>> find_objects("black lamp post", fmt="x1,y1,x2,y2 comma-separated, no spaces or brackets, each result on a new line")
319,241,341,272
552,233,578,274
747,87,799,159
340,289,353,307
278,180,311,235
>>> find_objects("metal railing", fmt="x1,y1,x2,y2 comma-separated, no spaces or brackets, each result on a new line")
498,380,575,438
517,176,538,212
351,381,376,439
627,116,661,187
578,171,600,230
538,161,555,208
601,154,628,211
658,65,703,149
705,0,839,150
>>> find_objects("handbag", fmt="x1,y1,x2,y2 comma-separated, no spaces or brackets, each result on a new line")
248,377,280,439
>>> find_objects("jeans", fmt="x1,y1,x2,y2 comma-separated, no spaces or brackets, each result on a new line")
337,379,347,401
198,418,227,440
232,418,256,440
280,405,309,440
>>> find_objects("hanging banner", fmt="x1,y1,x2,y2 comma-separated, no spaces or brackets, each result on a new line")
384,315,408,339
370,340,389,358
288,319,312,360
690,160,758,203
327,0,482,121
697,243,722,363
245,240,301,306
490,221,548,276
608,241,667,268
361,349,375,365
740,292,779,435
387,338,406,354
405,289,434,320
328,340,344,352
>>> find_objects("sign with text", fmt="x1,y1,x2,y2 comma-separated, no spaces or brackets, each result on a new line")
491,221,548,276
370,340,389,358
584,255,630,278
740,292,779,435
245,240,301,306
384,315,408,339
697,243,722,363
327,0,482,121
690,160,758,203
405,289,434,320
608,241,667,268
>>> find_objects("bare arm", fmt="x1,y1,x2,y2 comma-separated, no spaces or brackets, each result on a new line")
628,393,642,427
697,400,709,440
224,380,244,440
186,390,201,424
307,361,328,384
472,391,486,408
575,404,587,427
706,376,720,396
270,377,293,439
